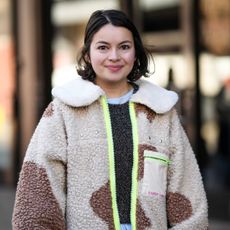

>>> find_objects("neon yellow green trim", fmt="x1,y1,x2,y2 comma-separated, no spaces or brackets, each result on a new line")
129,102,139,230
144,155,171,165
101,96,120,230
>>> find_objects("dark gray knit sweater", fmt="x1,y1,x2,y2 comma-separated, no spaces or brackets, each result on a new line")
108,102,133,224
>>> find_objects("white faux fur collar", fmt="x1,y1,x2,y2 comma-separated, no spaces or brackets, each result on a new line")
52,78,105,107
130,79,178,113
52,77,178,114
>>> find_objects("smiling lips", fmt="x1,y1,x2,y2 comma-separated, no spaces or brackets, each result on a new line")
106,65,123,72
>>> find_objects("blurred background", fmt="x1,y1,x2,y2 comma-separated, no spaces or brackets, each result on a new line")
0,0,230,229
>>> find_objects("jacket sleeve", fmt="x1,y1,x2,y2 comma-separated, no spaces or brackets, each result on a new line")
167,109,208,230
12,99,67,230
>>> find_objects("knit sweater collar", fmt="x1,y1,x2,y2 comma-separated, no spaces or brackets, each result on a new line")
52,77,178,114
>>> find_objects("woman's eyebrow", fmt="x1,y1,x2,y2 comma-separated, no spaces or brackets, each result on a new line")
95,40,133,45
119,40,132,44
95,41,109,45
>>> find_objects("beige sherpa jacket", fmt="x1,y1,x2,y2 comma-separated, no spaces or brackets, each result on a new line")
12,78,208,230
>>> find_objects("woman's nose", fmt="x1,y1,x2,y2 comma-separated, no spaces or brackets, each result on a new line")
108,48,120,61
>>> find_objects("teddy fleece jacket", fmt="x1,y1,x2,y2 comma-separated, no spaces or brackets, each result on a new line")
12,78,208,230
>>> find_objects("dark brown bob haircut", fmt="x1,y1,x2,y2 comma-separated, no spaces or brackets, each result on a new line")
76,9,152,82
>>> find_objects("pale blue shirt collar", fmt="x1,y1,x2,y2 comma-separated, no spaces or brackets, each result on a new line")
107,88,134,105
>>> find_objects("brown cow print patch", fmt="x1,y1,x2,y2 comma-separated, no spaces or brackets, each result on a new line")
12,161,65,229
90,182,114,230
166,192,192,225
136,199,151,230
135,103,156,123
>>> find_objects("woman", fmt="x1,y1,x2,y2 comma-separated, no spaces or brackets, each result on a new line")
12,10,208,230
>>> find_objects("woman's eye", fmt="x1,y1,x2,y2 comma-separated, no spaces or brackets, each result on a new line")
120,44,130,50
97,45,108,50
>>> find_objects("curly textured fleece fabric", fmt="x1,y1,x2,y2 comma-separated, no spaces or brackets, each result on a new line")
12,78,208,230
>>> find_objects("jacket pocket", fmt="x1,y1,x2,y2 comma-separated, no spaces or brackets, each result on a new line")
142,150,170,197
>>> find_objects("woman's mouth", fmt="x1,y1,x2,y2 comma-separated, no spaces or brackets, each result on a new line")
106,65,123,72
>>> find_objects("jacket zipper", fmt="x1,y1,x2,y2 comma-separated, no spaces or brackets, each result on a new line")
101,96,139,230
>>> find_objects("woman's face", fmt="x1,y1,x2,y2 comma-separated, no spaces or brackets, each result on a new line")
89,24,136,86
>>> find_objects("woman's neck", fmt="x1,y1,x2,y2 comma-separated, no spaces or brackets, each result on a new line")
96,80,131,99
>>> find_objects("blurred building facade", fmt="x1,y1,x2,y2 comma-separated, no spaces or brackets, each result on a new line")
0,0,230,224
